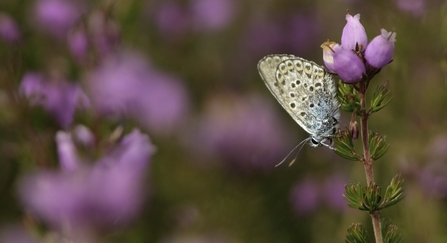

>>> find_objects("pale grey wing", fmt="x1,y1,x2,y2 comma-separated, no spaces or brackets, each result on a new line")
275,57,340,136
258,54,309,125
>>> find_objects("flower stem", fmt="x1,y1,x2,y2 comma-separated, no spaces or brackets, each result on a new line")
359,81,383,243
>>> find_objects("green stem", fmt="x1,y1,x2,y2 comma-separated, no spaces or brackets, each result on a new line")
359,81,383,243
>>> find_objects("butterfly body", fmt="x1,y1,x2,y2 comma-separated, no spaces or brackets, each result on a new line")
257,54,340,147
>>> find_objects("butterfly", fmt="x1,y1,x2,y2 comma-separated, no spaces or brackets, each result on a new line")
257,54,340,162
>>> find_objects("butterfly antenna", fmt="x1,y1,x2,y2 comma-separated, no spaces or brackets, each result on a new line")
275,138,310,167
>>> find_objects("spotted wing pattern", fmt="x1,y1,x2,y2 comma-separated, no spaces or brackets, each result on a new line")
257,54,340,146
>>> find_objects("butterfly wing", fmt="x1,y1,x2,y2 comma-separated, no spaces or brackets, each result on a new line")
258,54,339,138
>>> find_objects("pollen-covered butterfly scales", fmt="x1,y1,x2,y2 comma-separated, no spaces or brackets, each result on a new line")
257,54,340,147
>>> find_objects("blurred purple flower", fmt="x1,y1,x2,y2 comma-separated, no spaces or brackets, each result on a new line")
341,13,368,51
19,72,90,128
365,29,396,69
0,13,20,43
86,50,190,135
290,178,320,215
322,175,348,211
18,128,155,234
243,18,284,56
87,9,121,57
190,93,291,171
68,27,89,61
290,174,348,215
73,124,95,148
153,2,190,38
33,0,83,38
427,134,447,160
333,47,365,83
417,160,447,199
243,12,321,57
395,0,426,17
190,0,235,31
285,12,321,54
56,130,80,172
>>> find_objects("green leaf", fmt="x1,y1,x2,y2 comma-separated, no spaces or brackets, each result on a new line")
345,223,370,243
344,183,365,210
382,219,404,243
344,182,384,213
338,81,361,114
370,81,392,114
368,131,390,161
334,129,362,161
381,174,405,209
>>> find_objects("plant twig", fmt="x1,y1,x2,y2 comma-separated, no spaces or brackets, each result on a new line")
359,80,383,243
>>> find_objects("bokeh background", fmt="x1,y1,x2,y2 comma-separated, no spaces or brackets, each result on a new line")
0,0,447,242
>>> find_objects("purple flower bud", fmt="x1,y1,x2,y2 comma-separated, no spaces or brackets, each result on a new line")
341,13,368,51
333,48,365,83
364,29,396,69
321,40,341,73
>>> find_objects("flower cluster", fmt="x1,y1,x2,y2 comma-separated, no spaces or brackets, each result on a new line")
321,13,396,83
18,127,155,241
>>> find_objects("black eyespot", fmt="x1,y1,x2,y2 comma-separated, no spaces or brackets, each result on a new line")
332,116,339,124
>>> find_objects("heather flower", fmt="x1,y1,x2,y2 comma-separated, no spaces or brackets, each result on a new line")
285,12,321,54
341,13,368,51
153,2,190,38
72,124,95,147
86,50,190,135
68,27,89,61
322,175,348,211
56,131,80,172
395,0,426,17
321,40,341,73
190,0,235,31
189,93,290,171
0,13,20,43
87,9,121,57
18,128,155,236
290,174,348,215
290,178,320,215
364,29,396,69
243,18,283,56
333,47,365,83
19,72,90,128
33,0,82,38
